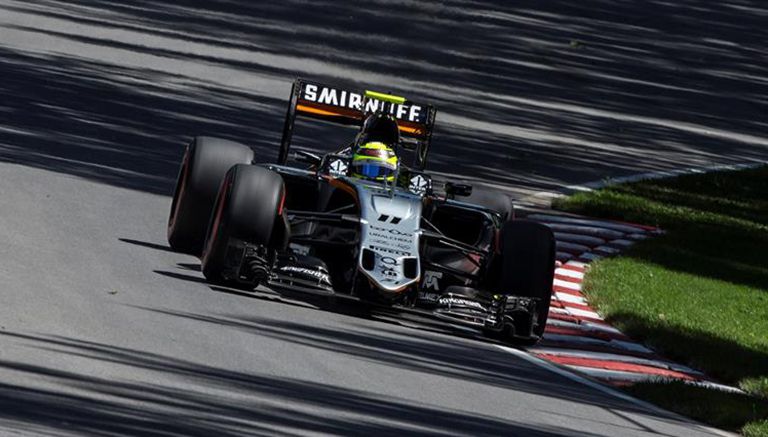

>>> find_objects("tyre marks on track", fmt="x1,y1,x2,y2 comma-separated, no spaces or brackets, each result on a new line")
526,214,739,392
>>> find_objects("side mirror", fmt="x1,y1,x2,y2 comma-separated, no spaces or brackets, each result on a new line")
399,170,432,196
445,182,472,198
290,149,322,166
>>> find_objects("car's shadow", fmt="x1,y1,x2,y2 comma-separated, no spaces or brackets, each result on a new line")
153,261,497,346
118,238,177,254
122,235,515,346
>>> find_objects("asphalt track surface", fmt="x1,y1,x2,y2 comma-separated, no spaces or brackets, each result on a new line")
0,1,765,435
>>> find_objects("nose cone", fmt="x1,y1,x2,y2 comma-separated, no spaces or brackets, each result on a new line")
357,190,423,294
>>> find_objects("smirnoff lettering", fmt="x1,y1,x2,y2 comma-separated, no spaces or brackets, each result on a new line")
302,84,424,123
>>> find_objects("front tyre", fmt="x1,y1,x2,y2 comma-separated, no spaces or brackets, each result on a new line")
489,220,556,344
201,164,285,286
167,136,254,255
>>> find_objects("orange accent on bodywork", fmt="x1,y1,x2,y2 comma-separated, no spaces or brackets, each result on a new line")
326,177,359,201
397,125,422,135
297,103,426,137
296,104,347,117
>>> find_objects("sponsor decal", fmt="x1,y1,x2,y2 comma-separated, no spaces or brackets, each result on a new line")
279,266,331,285
302,83,425,124
438,296,486,311
418,290,441,303
329,159,348,177
369,245,411,256
358,148,395,159
364,224,417,284
288,243,310,256
423,270,442,291
369,225,410,234
409,174,429,195
368,226,413,245
378,255,400,282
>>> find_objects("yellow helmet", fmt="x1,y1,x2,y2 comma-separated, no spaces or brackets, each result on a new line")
351,141,398,182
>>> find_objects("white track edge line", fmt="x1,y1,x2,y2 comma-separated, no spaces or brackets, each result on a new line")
562,162,767,194
517,161,767,208
497,345,739,437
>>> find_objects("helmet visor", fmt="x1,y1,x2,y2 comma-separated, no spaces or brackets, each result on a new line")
352,163,395,181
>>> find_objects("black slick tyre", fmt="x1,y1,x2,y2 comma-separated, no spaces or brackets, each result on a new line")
493,220,556,344
455,187,513,221
201,164,285,285
168,136,254,255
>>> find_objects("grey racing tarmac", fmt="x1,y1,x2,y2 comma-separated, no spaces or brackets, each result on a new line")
1,1,763,435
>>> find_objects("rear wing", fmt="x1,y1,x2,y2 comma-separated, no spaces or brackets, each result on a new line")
278,78,437,170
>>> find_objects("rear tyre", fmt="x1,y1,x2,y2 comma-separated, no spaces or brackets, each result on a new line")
167,136,254,255
455,187,513,221
201,164,285,286
489,220,556,345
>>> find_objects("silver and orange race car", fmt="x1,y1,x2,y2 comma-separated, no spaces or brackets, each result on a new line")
167,79,555,344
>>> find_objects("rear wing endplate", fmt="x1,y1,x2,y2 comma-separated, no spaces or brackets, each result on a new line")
278,78,436,170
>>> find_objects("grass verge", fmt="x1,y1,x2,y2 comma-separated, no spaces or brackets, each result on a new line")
552,164,768,435
626,381,768,433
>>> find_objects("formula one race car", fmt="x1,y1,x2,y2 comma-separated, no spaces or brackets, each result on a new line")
167,79,555,344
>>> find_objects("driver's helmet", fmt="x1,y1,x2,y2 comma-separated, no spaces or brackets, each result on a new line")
351,141,398,182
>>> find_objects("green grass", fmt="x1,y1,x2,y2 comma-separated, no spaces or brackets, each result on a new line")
626,381,768,433
553,165,768,434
